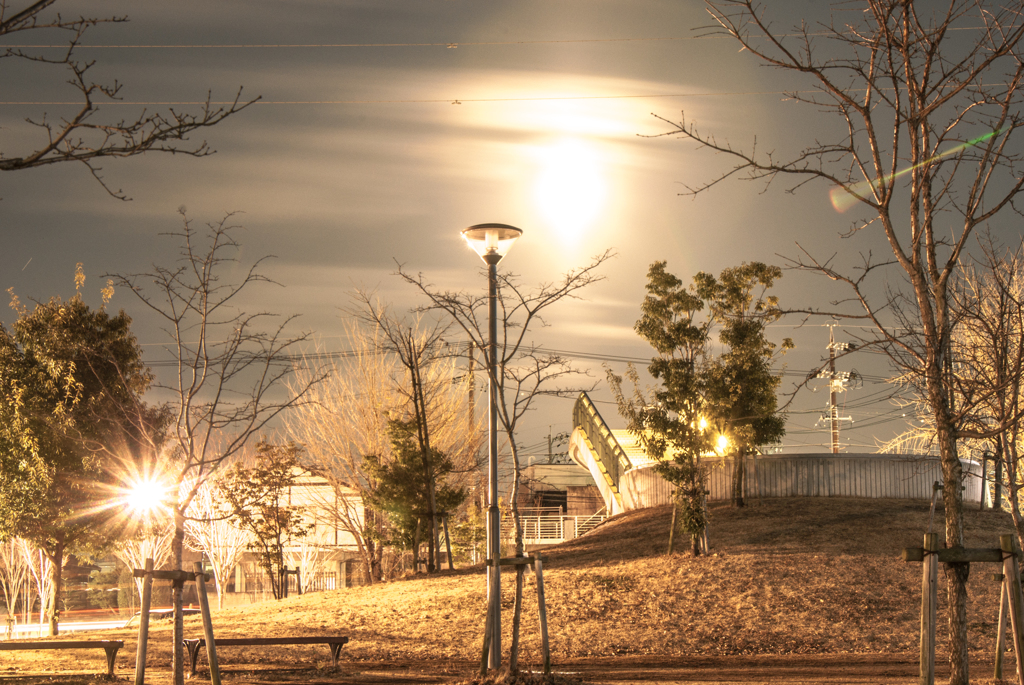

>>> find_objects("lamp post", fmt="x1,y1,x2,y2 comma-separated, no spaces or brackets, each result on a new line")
461,222,522,670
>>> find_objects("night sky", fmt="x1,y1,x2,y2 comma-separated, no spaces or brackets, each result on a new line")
2,1,996,456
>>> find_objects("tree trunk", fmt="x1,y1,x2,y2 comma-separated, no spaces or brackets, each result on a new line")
1003,434,1024,555
46,535,64,637
731,452,746,508
931,372,968,685
172,510,186,685
510,565,524,674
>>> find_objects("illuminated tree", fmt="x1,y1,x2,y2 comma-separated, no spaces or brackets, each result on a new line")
0,1,256,199
659,3,1024,680
184,477,250,609
0,538,29,633
883,235,1024,546
363,418,468,565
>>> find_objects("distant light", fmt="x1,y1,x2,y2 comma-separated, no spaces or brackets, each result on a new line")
716,434,729,453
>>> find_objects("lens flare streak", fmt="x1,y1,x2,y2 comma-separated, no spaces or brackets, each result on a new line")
829,129,1003,213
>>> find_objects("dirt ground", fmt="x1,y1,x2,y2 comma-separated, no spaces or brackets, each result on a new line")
2,499,1018,684
0,653,1015,685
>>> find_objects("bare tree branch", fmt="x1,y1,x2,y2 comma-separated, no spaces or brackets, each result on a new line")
0,1,259,200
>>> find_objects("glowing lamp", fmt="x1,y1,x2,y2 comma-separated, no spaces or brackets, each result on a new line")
462,224,523,265
716,434,729,453
126,478,168,515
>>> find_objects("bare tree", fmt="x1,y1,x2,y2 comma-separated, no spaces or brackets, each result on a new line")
398,251,613,553
349,294,482,574
0,1,257,199
112,526,175,606
107,210,327,685
20,539,51,638
288,305,483,577
0,538,29,635
657,3,1024,681
956,241,1024,541
184,477,250,609
398,250,612,671
885,236,1024,538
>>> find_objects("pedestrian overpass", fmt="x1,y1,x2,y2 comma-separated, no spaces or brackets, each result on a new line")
568,392,985,515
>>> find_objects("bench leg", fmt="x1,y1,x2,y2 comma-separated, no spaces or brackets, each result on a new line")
184,640,203,677
329,642,346,670
103,645,120,677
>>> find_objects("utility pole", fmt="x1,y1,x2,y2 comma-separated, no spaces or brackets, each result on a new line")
816,323,856,453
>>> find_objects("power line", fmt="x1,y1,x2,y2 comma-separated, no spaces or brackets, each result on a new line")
1,26,990,50
0,90,826,106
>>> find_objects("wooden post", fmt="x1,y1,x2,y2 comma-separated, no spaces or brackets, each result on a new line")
981,453,988,510
134,558,154,685
667,494,678,555
1000,534,1024,685
443,515,455,571
996,455,1004,511
533,553,551,675
996,574,1009,681
193,562,221,685
920,532,938,685
413,519,421,573
510,563,524,673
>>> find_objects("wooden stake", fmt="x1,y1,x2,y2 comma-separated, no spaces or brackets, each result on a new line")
510,563,524,673
999,534,1024,685
667,495,678,555
443,515,455,571
533,553,551,675
920,532,938,685
193,562,221,685
997,574,1009,681
134,558,154,685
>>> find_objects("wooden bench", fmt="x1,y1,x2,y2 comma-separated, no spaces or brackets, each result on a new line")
183,636,349,676
0,639,124,676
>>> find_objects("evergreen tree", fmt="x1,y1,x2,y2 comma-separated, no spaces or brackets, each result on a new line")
610,261,791,554
364,419,467,566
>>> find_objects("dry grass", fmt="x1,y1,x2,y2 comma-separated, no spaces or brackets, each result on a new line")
1,497,1016,679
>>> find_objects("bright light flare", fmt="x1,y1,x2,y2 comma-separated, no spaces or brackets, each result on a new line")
829,129,1004,213
125,478,170,515
716,434,729,453
533,138,607,244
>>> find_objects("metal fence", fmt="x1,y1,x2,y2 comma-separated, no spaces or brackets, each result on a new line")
517,513,608,545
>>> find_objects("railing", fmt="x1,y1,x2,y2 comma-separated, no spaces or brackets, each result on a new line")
576,507,607,536
515,514,608,544
573,392,632,487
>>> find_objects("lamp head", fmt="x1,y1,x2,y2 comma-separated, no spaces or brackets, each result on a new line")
462,223,523,265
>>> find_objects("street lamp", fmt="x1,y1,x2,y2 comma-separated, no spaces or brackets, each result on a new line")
462,222,522,670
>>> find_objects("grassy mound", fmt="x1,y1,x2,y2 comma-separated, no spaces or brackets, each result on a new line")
197,498,1015,661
